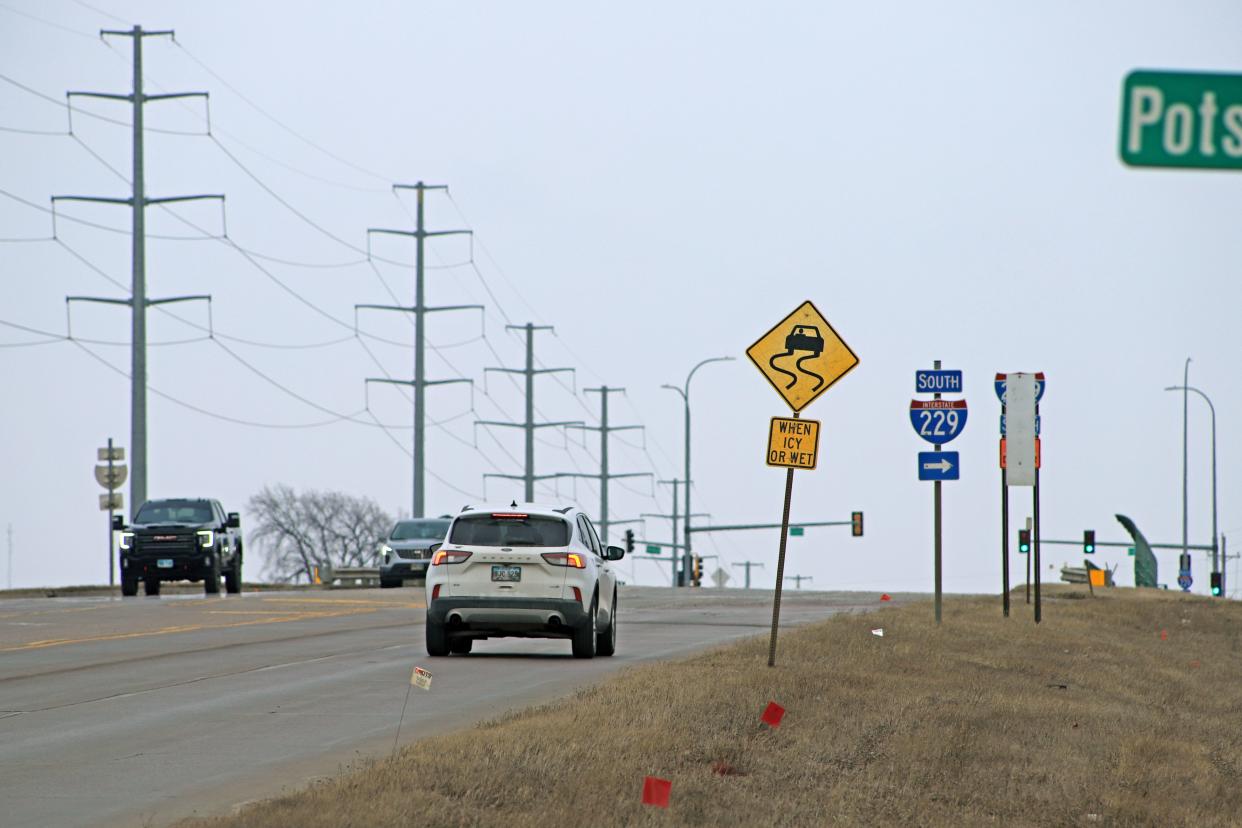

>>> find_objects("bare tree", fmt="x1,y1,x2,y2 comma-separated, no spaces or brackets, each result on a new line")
248,485,393,583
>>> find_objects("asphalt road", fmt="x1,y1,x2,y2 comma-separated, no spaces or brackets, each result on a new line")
0,585,905,827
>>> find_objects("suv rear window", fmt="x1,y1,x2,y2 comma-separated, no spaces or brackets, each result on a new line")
391,520,450,541
449,514,570,547
135,500,214,524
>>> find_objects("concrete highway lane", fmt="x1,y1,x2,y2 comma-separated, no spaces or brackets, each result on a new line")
0,586,903,827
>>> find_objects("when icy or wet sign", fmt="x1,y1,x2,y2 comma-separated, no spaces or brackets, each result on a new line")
766,417,820,469
410,666,433,691
747,301,859,413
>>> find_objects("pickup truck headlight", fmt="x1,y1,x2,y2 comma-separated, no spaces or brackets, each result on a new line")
197,530,215,548
119,532,134,550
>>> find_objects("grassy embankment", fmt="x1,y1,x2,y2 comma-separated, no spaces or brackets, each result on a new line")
195,586,1242,827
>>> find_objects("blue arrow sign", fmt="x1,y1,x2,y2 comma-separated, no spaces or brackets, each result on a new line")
919,451,959,481
994,372,1046,405
915,370,963,394
910,399,968,445
1000,414,1041,436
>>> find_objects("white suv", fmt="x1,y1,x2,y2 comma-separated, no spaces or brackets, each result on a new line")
424,504,624,658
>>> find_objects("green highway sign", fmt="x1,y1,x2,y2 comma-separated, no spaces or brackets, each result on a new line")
789,526,804,536
1120,70,1242,170
646,544,661,555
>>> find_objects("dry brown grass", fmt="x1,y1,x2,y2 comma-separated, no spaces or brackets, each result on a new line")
194,587,1242,827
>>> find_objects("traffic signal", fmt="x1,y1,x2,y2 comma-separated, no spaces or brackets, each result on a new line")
1018,529,1031,555
692,556,703,585
624,529,635,556
851,511,864,537
1083,530,1095,555
1211,572,1222,597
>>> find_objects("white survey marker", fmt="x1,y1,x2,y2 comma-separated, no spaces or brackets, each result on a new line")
1005,372,1037,486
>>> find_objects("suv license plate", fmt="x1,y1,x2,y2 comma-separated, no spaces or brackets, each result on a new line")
491,565,521,582
157,559,174,568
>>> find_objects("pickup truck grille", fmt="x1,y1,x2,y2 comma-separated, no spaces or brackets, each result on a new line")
133,533,196,557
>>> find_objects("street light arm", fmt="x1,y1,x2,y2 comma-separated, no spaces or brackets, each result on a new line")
685,355,735,394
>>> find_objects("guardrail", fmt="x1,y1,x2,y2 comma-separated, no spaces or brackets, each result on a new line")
319,566,381,588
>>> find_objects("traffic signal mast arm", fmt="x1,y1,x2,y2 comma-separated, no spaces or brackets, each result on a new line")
686,519,852,534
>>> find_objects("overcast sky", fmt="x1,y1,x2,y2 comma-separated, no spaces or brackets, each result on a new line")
2,1,1238,597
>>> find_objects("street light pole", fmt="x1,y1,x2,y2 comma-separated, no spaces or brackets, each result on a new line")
1166,383,1218,580
1181,358,1190,566
663,355,733,587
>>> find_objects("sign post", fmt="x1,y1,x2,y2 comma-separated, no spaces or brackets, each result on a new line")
911,363,967,624
95,440,127,589
746,300,858,667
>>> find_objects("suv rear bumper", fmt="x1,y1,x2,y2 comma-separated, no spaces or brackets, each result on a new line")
428,596,589,635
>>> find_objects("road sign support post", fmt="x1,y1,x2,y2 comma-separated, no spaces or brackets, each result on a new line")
107,438,115,588
933,361,942,625
1001,469,1009,617
1026,516,1032,604
1034,401,1042,624
767,441,797,668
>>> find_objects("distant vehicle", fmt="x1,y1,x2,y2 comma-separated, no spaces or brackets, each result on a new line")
116,498,242,597
378,517,451,588
424,504,624,659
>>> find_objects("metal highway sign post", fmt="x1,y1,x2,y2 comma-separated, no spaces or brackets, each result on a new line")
746,300,858,668
96,440,126,589
911,363,967,624
998,372,1045,623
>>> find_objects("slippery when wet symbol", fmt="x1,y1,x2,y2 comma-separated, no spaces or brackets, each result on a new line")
769,325,826,391
747,301,858,413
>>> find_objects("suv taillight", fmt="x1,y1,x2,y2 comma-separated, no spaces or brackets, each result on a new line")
541,552,586,569
432,550,472,566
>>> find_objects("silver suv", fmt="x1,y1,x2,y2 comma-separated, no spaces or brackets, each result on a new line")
378,517,451,588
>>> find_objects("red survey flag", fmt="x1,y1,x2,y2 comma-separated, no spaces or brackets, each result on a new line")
1160,629,1168,641
642,776,671,808
760,701,786,728
880,593,892,601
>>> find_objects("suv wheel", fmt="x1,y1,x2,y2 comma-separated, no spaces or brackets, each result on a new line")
572,594,598,659
426,615,449,657
596,589,617,657
224,553,242,594
144,577,161,597
449,638,473,655
379,576,400,589
121,577,138,597
204,554,221,595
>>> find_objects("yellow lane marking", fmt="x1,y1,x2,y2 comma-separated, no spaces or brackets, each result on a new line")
259,597,425,608
0,607,381,653
0,605,107,620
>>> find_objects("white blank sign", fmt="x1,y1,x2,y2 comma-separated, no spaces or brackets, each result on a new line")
1006,372,1036,486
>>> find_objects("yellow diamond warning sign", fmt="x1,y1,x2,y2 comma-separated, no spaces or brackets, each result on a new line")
746,301,859,413
767,417,820,469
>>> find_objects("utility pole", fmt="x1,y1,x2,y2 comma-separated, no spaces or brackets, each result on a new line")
478,324,580,502
642,481,708,588
732,561,765,589
360,182,479,517
785,574,812,589
561,387,649,545
6,524,11,590
54,25,221,518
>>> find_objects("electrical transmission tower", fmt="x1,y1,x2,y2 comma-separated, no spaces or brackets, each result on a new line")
642,479,708,587
53,25,222,517
785,574,813,589
359,182,479,517
561,386,650,546
477,323,581,503
732,560,765,589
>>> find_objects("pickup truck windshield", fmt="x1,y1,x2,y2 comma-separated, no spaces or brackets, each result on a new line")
135,500,214,524
391,520,450,541
449,515,569,547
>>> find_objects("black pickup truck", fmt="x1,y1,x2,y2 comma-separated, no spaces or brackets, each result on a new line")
116,498,243,597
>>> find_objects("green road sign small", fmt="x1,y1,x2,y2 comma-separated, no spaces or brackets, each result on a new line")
789,526,804,536
646,544,661,555
1120,70,1242,170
